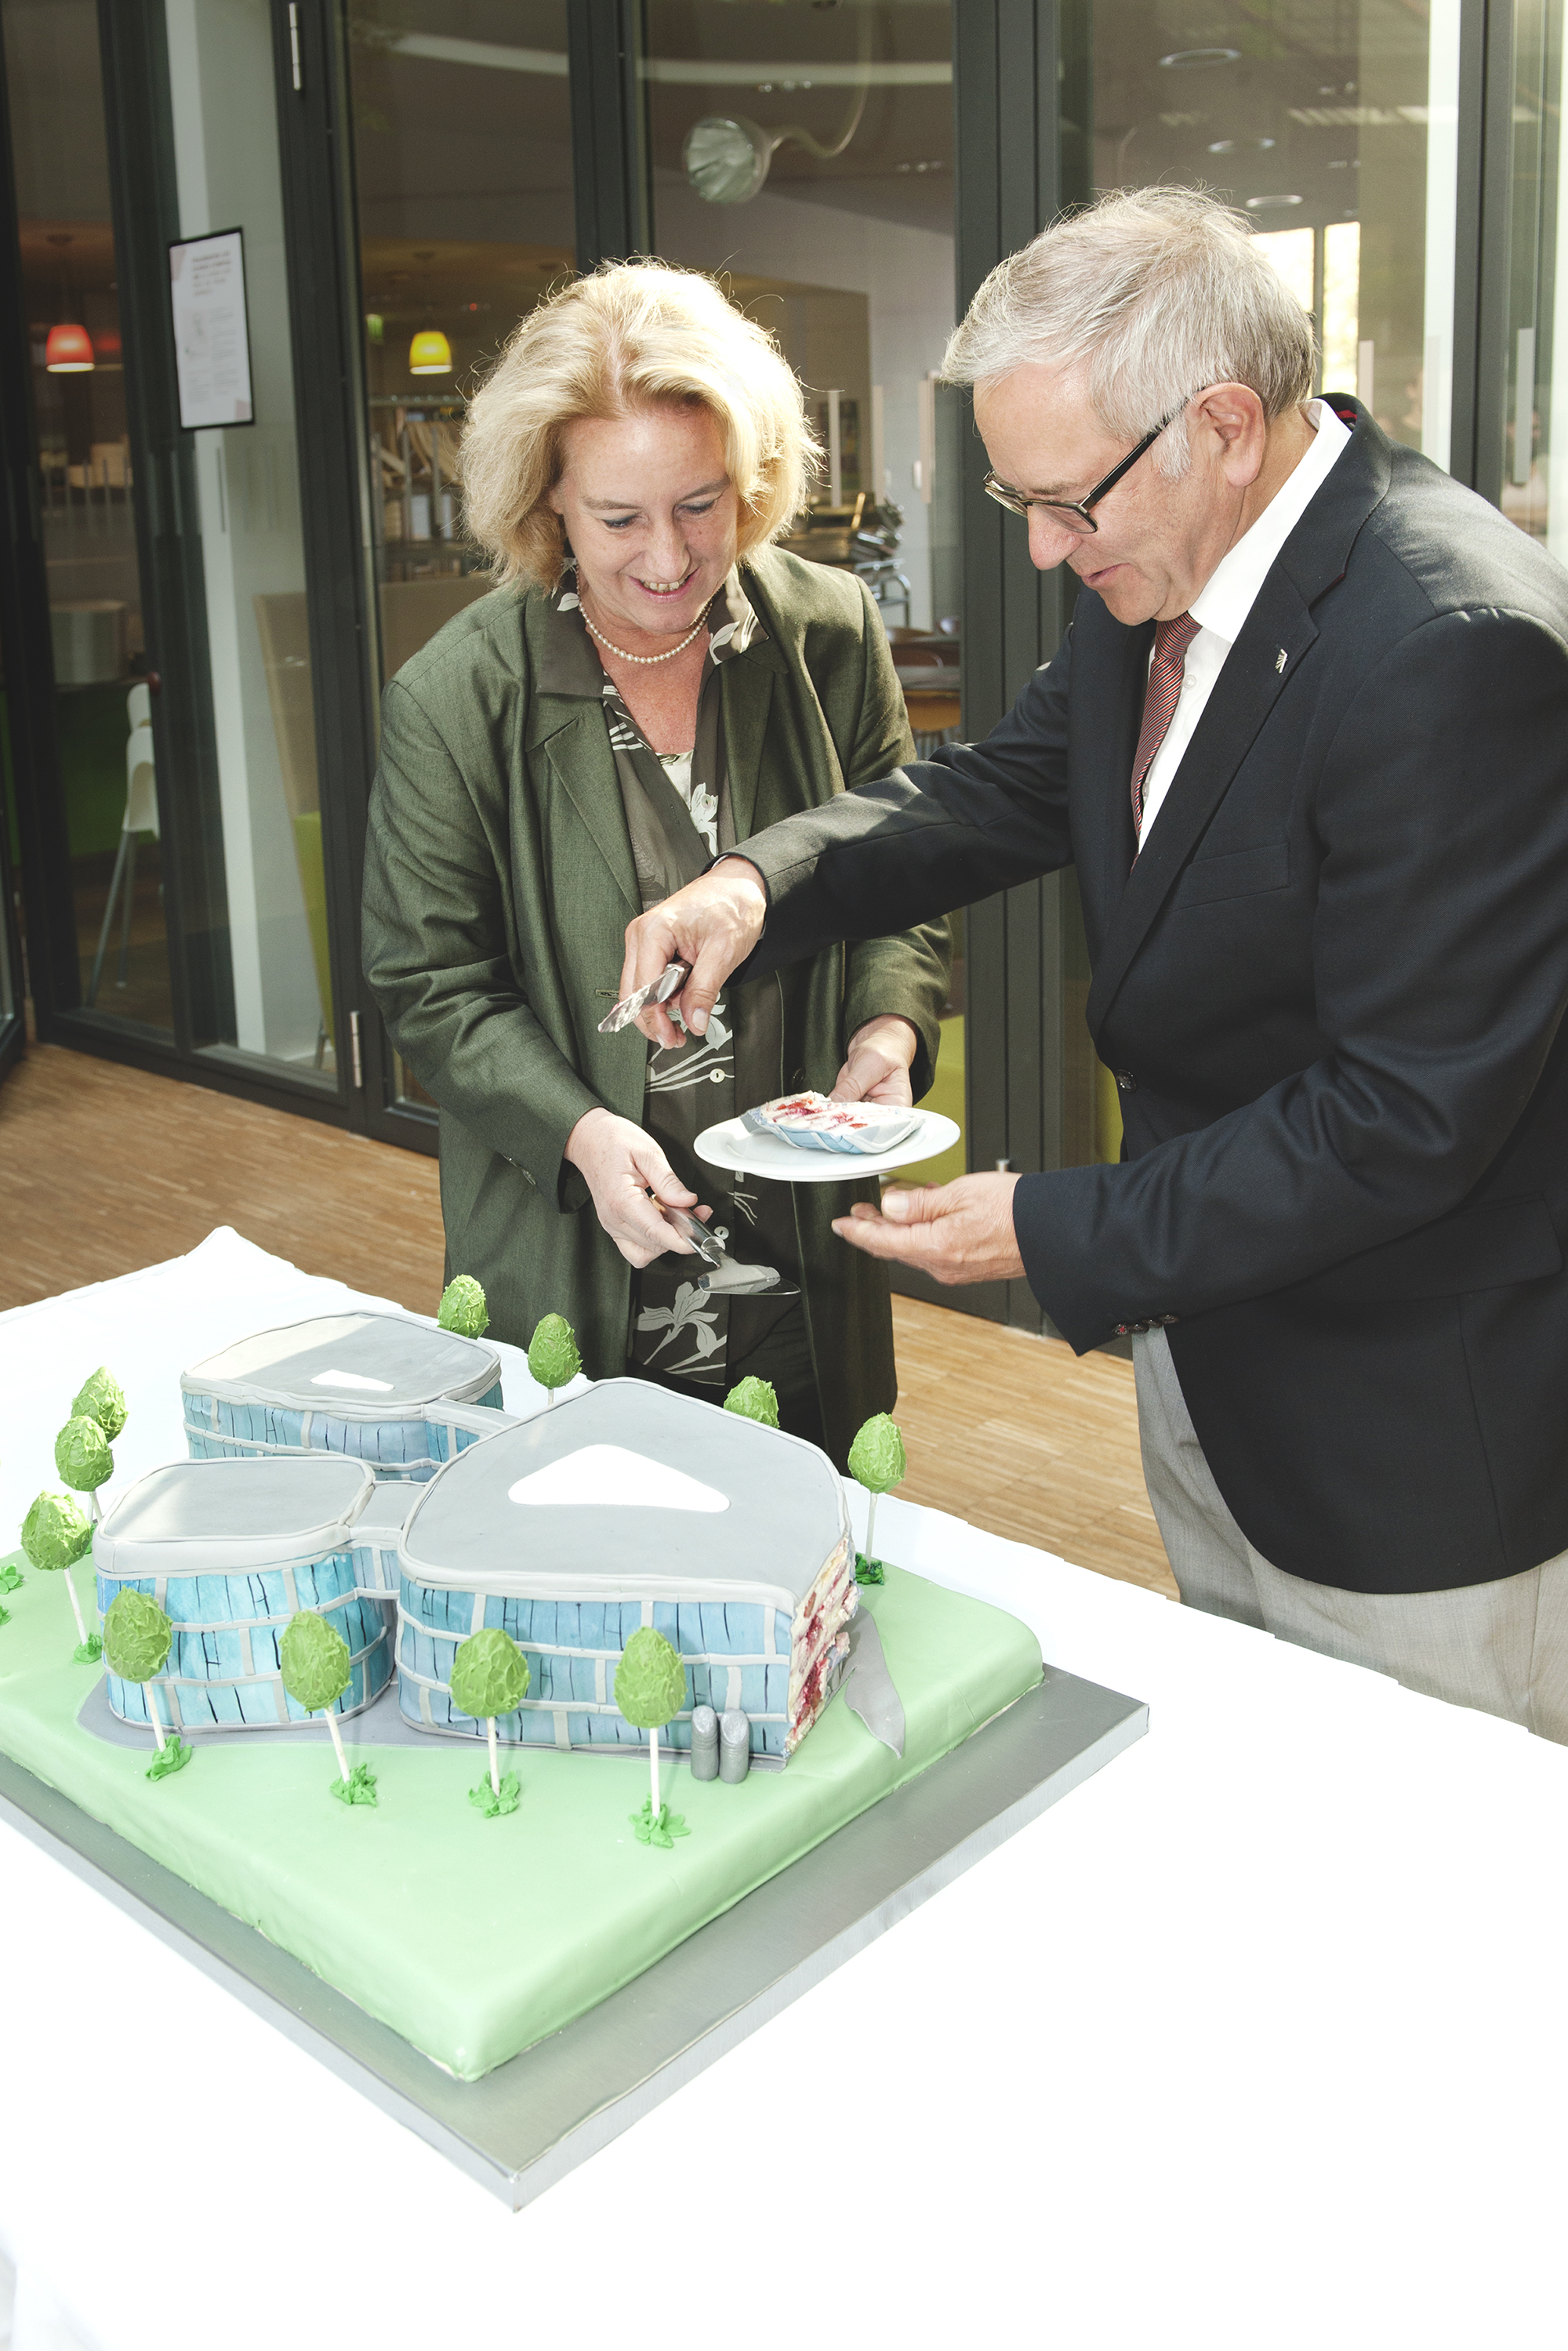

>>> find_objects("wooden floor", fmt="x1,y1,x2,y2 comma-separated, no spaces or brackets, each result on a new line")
0,1039,1177,1598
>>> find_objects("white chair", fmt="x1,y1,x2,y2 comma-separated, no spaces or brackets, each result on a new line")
86,682,158,1006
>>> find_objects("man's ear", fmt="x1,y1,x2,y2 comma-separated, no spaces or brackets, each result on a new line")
1195,383,1268,488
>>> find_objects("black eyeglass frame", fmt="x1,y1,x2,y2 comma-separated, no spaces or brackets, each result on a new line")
982,392,1201,533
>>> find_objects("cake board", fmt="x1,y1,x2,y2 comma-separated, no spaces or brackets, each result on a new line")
0,1660,1145,2210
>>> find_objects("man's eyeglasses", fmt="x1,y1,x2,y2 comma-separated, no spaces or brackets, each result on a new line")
983,394,1197,535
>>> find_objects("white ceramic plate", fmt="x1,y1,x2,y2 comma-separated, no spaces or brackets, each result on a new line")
694,1109,962,1183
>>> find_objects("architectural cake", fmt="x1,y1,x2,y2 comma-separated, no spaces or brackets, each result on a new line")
0,1297,1045,2082
181,1312,507,1481
394,1380,857,1762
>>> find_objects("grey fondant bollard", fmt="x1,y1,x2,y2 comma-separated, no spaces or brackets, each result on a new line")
689,1703,720,1781
719,1707,751,1783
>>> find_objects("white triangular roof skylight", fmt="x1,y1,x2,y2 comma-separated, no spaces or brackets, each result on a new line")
506,1443,729,1512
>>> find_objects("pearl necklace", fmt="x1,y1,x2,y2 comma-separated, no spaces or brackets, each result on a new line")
580,595,713,666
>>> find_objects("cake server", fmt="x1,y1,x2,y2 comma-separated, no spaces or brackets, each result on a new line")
598,959,692,1034
658,1206,800,1299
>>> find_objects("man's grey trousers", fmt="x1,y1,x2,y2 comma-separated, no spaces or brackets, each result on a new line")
1132,1328,1568,1744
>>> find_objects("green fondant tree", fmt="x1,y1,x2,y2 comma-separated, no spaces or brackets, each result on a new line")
437,1275,489,1340
723,1376,779,1429
848,1413,907,1584
20,1490,99,1660
527,1313,581,1407
279,1609,376,1807
72,1366,128,1442
451,1626,529,1817
615,1627,690,1849
103,1589,191,1780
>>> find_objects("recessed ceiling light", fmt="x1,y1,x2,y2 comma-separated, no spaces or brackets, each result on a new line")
1208,135,1276,152
1160,46,1242,67
1246,192,1303,208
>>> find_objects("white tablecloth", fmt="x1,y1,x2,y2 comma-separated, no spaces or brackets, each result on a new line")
2,1229,1565,2351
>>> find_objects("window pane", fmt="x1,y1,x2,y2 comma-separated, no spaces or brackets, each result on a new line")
166,0,337,1081
1085,0,1461,454
2,0,172,1032
1495,0,1565,546
644,0,964,1168
343,0,575,1109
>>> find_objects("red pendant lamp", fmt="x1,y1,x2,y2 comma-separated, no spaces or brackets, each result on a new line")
45,321,94,373
43,233,94,373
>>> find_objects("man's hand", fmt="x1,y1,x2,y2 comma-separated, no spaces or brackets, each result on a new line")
619,859,768,1049
831,1015,920,1109
833,1172,1025,1286
564,1108,712,1268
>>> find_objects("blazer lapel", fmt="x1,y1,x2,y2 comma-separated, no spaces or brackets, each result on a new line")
722,639,783,841
1083,410,1393,1036
532,703,640,921
1085,571,1317,1034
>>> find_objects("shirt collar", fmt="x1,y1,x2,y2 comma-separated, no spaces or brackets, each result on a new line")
537,564,765,698
1187,398,1352,648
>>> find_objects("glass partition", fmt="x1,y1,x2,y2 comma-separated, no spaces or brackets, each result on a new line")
1489,0,1568,550
343,1,575,1108
165,0,337,1080
644,0,963,1177
1,0,172,1033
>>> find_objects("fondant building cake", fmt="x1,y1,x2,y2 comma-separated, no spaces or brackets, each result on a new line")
93,1455,393,1732
394,1381,857,1763
181,1313,507,1482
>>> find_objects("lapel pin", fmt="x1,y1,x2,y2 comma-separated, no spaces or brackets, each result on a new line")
1275,648,1287,673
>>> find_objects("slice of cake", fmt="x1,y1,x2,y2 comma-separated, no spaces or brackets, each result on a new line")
741,1090,923,1155
395,1380,857,1762
182,1312,509,1482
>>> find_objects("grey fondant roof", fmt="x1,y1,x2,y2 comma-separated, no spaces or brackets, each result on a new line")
400,1380,848,1613
180,1312,501,1415
94,1456,376,1580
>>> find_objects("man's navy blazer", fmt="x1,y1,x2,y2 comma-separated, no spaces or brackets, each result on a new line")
738,403,1568,1594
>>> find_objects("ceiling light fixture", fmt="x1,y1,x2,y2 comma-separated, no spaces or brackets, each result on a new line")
1160,46,1241,68
45,321,94,373
408,328,452,376
687,16,872,202
44,231,94,375
1246,193,1304,209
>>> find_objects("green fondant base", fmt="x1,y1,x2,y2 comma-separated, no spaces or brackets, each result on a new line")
0,1550,1040,2080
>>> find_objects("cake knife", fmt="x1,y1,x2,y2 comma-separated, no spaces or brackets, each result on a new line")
658,1206,800,1299
597,959,692,1034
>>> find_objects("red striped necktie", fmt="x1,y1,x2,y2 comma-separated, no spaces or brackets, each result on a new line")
1131,611,1200,836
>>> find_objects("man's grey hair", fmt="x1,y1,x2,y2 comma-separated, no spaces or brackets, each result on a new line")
942,186,1317,476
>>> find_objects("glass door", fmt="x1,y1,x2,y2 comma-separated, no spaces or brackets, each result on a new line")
1484,0,1568,549
0,0,174,1037
0,0,347,1094
642,0,963,1181
341,2,577,1117
162,0,336,1083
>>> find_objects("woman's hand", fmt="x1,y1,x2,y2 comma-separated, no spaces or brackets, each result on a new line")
564,1108,712,1268
831,1015,920,1108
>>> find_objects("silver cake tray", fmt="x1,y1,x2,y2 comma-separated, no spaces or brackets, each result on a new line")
0,1663,1146,2209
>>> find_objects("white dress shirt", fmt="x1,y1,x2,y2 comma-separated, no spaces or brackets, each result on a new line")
1136,400,1351,846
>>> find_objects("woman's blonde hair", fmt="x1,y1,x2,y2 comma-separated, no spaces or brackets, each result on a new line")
460,260,819,592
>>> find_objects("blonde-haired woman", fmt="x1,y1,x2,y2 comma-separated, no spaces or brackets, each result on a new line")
362,262,949,1463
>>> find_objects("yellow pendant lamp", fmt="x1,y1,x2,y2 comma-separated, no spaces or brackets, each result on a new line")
408,328,452,377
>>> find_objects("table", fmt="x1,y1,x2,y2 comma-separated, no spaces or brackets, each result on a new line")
3,1228,1566,2349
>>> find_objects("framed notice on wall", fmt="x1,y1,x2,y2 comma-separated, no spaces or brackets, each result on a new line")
168,227,254,429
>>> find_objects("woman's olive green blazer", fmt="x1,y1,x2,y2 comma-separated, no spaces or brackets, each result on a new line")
361,545,951,1466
